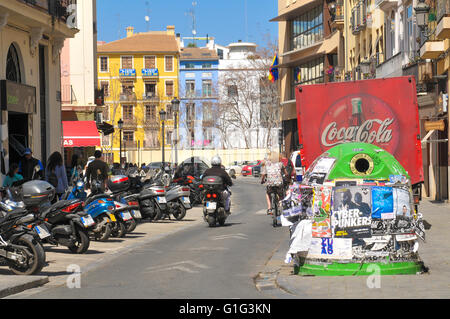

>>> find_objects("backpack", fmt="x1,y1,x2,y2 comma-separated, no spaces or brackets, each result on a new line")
48,170,58,188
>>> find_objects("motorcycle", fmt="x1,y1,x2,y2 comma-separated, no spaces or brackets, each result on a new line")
0,188,47,275
165,183,192,221
201,176,229,227
135,169,168,221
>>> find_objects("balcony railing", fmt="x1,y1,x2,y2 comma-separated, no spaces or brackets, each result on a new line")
61,84,76,104
120,92,137,102
123,140,137,149
142,92,159,101
351,1,367,34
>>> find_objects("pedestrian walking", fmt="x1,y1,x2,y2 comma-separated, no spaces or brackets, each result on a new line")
69,154,82,185
18,148,44,182
46,151,69,202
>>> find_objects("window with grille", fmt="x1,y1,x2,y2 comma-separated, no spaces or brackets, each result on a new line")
145,130,160,148
102,105,110,121
186,103,195,122
227,85,238,98
166,130,173,145
100,56,108,72
123,105,134,120
145,83,156,97
165,56,174,72
145,104,157,121
165,81,174,97
123,131,134,142
202,80,212,97
122,82,134,94
144,56,156,69
186,80,195,97
203,102,213,122
166,104,173,120
100,81,109,97
121,56,133,69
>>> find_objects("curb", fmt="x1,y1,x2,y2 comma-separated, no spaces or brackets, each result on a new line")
0,275,49,299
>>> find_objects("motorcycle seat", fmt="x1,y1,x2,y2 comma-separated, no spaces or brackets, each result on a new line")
84,193,110,206
39,200,77,218
0,208,30,224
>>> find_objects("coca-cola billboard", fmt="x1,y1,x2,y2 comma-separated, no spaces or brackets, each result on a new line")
295,77,423,185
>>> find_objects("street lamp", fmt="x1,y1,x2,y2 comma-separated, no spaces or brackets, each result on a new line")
414,0,431,46
118,118,123,165
171,97,180,166
159,109,166,170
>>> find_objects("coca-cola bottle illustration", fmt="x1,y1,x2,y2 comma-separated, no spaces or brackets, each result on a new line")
351,97,363,127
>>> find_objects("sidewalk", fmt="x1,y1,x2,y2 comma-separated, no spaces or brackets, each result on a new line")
0,206,205,298
265,199,450,298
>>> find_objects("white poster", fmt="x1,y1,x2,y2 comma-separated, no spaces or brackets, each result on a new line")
393,188,412,218
307,238,353,260
312,157,336,174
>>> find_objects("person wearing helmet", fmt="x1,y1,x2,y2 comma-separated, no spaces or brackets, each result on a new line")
202,155,233,214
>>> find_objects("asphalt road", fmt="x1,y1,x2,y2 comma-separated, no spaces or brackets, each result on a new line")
22,176,290,299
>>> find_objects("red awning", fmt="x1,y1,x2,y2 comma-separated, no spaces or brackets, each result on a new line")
63,121,101,147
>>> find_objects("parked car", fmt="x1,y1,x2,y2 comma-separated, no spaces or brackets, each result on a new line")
241,160,262,176
225,163,242,176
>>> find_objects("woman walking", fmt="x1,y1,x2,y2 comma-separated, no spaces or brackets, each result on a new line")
46,151,69,202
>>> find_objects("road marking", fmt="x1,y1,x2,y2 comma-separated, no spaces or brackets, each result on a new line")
143,260,210,274
255,209,268,215
212,233,248,240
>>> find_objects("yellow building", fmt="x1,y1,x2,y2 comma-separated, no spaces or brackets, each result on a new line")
97,26,180,165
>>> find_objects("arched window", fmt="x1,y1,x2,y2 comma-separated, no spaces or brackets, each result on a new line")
6,44,22,83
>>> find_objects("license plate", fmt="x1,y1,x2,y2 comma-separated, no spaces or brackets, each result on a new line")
182,197,190,204
131,210,142,219
206,202,217,210
121,212,132,221
34,225,51,239
157,196,167,204
108,213,117,222
81,215,95,227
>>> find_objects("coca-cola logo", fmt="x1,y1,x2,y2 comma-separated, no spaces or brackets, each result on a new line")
319,94,399,154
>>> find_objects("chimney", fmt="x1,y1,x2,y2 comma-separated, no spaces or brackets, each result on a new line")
126,26,134,37
166,25,175,35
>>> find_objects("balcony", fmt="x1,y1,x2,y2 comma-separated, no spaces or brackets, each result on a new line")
420,41,445,60
122,118,137,129
142,68,159,78
144,119,159,129
330,1,344,31
119,92,137,102
437,0,450,23
119,69,136,78
123,140,137,149
375,0,397,12
61,84,76,104
351,1,367,35
142,92,159,102
436,16,450,40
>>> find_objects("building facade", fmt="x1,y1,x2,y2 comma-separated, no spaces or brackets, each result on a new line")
97,26,180,165
0,0,78,184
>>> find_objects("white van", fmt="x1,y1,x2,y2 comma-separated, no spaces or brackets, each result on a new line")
290,151,304,182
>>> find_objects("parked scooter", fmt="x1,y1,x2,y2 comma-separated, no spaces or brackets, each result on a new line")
201,176,229,227
165,183,192,220
136,169,168,221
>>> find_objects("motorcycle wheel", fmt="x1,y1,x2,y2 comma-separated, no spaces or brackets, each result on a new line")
173,204,187,221
68,227,90,254
207,215,216,227
126,218,137,233
153,206,162,221
95,222,112,242
8,234,46,276
111,221,127,238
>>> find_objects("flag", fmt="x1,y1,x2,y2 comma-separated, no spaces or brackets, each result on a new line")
268,54,279,83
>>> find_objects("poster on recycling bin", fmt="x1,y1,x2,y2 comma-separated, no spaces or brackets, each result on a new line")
332,186,372,238
371,186,394,219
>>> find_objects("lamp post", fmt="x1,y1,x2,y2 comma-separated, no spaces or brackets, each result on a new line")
159,109,166,170
171,97,180,167
414,0,431,46
118,118,123,165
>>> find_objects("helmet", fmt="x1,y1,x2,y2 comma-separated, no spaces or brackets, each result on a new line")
211,155,222,167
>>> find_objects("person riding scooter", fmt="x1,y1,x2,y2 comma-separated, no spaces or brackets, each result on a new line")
202,156,233,214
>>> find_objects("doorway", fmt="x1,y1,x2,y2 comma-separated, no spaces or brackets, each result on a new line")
8,112,29,166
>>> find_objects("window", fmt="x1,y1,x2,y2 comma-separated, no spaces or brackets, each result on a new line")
6,44,21,83
100,81,109,97
203,102,213,122
145,83,156,97
202,63,212,68
102,106,110,121
185,63,195,69
166,130,173,145
291,5,323,51
227,85,238,98
388,11,395,59
99,56,108,72
122,82,134,94
186,103,195,122
165,56,174,72
292,57,324,98
123,105,134,120
145,130,160,148
123,131,134,142
102,134,110,146
165,80,174,97
405,4,417,60
144,56,156,69
121,56,133,69
202,80,212,97
166,104,173,120
145,105,157,121
186,80,195,97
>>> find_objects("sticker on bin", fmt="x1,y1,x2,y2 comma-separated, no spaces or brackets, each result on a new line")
206,202,217,210
121,212,133,221
81,215,95,227
131,210,142,219
157,196,167,204
182,197,190,204
34,225,51,239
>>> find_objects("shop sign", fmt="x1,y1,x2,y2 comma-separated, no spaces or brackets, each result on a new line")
0,80,36,114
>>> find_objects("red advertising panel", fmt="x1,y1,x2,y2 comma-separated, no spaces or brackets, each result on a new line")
295,76,423,185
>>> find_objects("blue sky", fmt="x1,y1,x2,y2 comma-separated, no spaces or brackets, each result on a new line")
97,0,278,49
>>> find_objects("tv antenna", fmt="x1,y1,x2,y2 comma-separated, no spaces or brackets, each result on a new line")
185,1,197,46
145,1,150,32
